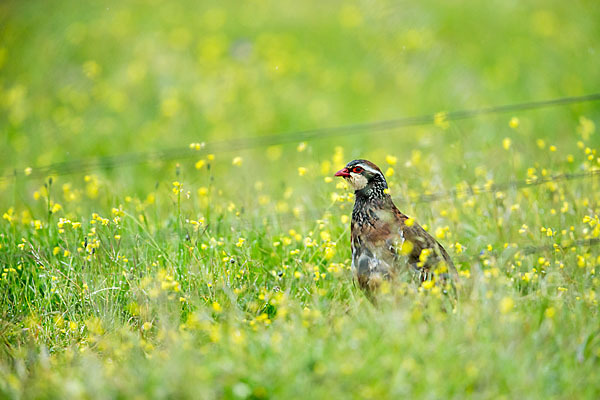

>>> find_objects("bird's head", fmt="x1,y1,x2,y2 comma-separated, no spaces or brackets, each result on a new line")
335,159,387,193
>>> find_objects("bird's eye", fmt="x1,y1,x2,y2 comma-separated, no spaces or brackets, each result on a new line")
353,166,363,173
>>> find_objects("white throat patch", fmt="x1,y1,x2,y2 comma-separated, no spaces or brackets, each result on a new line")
347,173,368,190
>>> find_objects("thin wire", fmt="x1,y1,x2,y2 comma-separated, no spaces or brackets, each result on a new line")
521,238,600,256
262,167,600,227
414,169,600,203
453,237,600,265
3,92,599,182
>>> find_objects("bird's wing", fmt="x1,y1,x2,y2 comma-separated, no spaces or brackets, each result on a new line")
352,206,456,284
393,209,457,277
402,222,456,274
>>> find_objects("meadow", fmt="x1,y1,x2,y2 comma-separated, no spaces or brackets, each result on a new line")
1,0,600,398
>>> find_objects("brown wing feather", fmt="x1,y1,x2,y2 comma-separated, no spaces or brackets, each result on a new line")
351,201,456,290
392,206,456,278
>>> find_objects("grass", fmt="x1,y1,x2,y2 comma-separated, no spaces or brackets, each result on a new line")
1,0,600,398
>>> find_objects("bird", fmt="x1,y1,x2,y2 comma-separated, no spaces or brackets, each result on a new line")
335,159,456,293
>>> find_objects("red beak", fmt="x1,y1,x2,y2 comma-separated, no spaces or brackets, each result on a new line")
335,168,350,177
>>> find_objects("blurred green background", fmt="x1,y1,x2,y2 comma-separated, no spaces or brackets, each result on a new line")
1,0,599,180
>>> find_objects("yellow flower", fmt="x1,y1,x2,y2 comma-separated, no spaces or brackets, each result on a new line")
385,167,394,177
189,142,204,151
51,203,62,213
232,156,243,166
400,240,414,255
421,280,435,290
172,181,182,194
454,242,463,254
324,246,336,260
212,302,222,312
236,238,245,247
499,297,514,314
297,142,307,152
385,155,397,165
298,167,307,176
538,257,546,265
577,116,595,140
502,137,512,150
509,117,519,129
434,111,449,130
435,226,447,240
195,159,206,169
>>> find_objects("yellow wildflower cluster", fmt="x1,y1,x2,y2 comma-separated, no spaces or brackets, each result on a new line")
189,142,205,151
